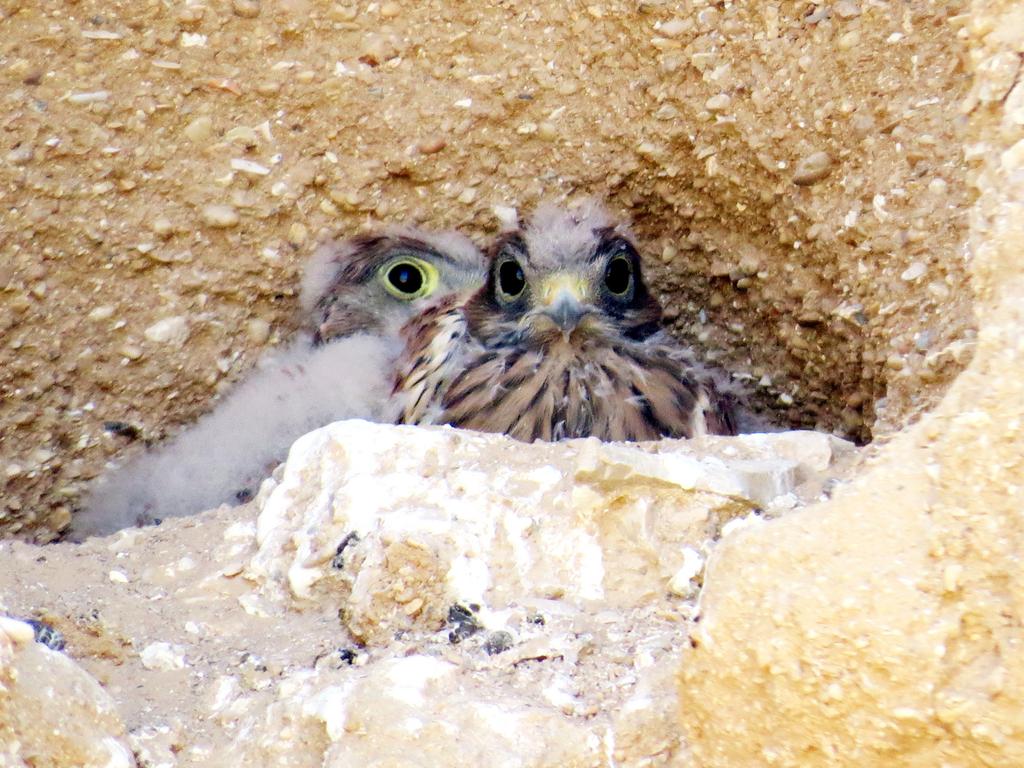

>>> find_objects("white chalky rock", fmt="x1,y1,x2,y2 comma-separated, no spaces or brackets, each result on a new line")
234,654,604,765
140,642,187,671
248,421,850,644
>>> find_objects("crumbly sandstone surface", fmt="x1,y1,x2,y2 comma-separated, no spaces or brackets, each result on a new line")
1,0,972,540
4,0,1024,766
677,0,1024,764
0,616,133,767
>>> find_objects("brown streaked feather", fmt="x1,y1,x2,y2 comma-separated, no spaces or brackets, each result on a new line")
393,294,475,425
313,296,378,343
398,321,737,442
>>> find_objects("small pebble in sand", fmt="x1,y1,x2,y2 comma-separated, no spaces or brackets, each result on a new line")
834,1,861,19
246,318,271,344
900,262,927,282
145,316,190,346
7,145,34,166
140,642,187,671
231,158,271,176
886,354,906,370
484,631,514,655
232,0,261,18
67,90,110,105
201,204,240,228
705,93,731,112
151,217,175,237
416,135,447,155
184,116,213,143
658,18,690,37
792,151,834,185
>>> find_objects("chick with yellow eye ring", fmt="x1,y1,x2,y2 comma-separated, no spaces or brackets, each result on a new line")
378,255,439,302
72,227,487,539
304,228,486,345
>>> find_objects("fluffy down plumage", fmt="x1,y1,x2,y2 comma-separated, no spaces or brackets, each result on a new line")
71,334,397,538
72,228,485,539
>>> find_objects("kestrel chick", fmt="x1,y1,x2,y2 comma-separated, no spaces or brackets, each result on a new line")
72,228,485,539
302,228,485,344
395,203,737,442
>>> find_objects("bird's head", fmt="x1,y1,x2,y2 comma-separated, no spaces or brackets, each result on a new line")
302,228,485,343
466,204,664,347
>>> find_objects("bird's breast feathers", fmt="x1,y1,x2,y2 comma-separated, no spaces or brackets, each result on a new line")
394,296,477,426
396,310,735,442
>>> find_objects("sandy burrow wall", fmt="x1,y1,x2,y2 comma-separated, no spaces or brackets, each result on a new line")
676,0,1024,764
1,0,972,540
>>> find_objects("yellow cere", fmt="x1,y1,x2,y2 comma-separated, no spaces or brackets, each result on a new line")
539,273,590,305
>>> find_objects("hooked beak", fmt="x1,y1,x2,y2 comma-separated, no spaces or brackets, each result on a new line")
545,290,587,332
539,275,589,333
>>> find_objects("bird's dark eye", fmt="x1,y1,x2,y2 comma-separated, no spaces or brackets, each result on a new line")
497,258,526,300
604,255,633,296
380,257,437,300
388,263,423,294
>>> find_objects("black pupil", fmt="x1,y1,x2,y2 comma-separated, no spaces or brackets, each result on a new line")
388,263,423,294
498,260,526,297
605,257,632,294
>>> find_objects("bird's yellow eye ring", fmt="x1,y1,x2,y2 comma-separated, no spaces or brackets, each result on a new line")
379,257,439,300
604,255,633,296
496,257,526,302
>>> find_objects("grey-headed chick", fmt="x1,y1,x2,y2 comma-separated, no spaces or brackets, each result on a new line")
71,228,485,539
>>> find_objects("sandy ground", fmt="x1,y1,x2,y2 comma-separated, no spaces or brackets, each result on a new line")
0,503,693,763
0,424,858,765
